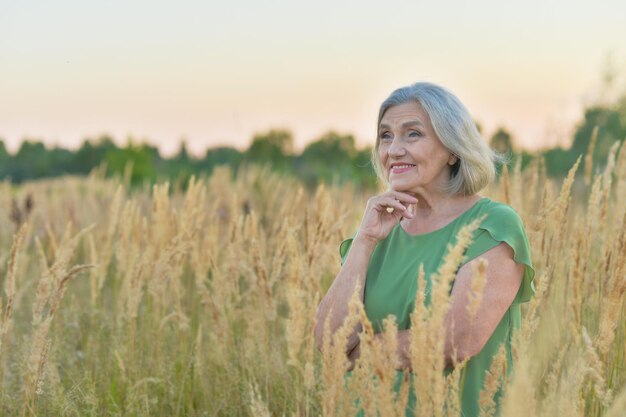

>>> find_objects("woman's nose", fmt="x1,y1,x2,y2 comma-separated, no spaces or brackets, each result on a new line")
388,138,406,157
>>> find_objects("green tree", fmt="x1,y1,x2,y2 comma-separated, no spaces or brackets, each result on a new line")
105,139,159,185
297,131,371,187
174,140,191,164
0,139,9,179
246,129,293,171
570,106,625,173
48,146,74,176
166,139,203,188
73,135,118,174
353,146,376,188
0,139,9,162
300,131,356,165
201,146,243,174
9,140,50,181
490,127,515,155
542,147,578,177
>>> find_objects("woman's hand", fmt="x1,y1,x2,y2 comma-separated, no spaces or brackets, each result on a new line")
347,343,360,371
345,331,412,372
356,191,418,244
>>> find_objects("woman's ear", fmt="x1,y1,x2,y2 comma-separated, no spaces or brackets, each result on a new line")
448,154,459,165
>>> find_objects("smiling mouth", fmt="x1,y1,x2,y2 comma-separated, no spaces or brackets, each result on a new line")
390,164,415,174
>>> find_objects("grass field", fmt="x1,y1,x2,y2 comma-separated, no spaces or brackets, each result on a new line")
0,143,625,416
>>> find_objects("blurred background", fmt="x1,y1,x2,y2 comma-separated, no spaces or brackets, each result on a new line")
1,0,625,187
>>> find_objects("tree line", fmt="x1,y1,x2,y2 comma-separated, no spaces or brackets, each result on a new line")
1,96,624,188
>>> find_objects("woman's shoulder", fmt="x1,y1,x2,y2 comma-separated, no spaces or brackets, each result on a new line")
465,197,535,303
465,197,531,261
474,198,525,227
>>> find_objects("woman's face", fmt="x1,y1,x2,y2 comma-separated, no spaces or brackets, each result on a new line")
377,101,457,194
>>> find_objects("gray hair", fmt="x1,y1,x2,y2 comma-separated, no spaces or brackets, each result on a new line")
372,82,504,196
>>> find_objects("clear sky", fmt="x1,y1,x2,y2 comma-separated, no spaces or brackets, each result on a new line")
1,0,625,157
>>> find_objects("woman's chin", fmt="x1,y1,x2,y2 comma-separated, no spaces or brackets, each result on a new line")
389,183,413,193
388,182,422,196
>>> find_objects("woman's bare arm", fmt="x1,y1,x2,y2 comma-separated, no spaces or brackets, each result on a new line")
313,192,418,355
444,242,524,367
314,235,377,354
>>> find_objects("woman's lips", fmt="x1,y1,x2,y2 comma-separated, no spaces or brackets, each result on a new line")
390,164,415,174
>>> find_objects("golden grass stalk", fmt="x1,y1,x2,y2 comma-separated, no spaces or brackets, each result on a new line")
479,344,508,417
582,327,611,406
352,311,404,416
90,184,123,307
584,125,599,185
540,156,580,268
0,222,29,403
510,157,523,211
248,381,272,417
500,163,511,205
467,258,488,327
321,278,363,416
1,222,28,351
498,352,537,417
605,385,626,417
598,141,621,258
407,216,483,417
614,141,626,214
24,221,95,414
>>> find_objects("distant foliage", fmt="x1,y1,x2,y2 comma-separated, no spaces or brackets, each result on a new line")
490,127,515,155
1,94,625,186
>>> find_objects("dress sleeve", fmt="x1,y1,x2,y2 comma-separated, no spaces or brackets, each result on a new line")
339,237,354,266
461,204,536,304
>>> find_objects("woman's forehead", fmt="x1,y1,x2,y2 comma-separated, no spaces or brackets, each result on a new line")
380,102,430,128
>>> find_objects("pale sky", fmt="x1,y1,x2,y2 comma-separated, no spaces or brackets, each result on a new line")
1,0,625,157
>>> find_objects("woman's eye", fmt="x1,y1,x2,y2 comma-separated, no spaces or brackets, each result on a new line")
380,132,393,141
408,130,422,138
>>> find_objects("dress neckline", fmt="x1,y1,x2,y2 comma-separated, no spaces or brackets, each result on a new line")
398,197,489,238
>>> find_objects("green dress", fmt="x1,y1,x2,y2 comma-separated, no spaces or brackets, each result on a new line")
340,197,535,417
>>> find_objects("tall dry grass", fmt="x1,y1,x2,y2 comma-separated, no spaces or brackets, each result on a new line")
0,141,624,416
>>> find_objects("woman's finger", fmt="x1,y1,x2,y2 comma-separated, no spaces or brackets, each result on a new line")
374,197,413,218
385,191,419,205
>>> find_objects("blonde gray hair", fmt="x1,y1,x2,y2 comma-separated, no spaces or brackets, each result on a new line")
372,82,503,196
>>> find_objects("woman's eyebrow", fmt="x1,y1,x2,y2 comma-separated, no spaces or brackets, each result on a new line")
379,120,425,130
401,120,424,128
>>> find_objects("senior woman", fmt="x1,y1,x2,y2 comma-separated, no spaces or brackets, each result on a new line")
314,82,534,417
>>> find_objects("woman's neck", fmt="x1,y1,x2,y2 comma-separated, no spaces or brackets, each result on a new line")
400,191,482,233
